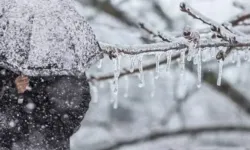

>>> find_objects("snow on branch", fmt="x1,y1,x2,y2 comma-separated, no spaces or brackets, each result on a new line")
100,40,250,56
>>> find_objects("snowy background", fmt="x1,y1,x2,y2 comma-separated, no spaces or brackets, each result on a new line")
71,0,250,150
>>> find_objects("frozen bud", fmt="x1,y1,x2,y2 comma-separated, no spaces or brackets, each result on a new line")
180,2,187,10
216,50,225,61
183,26,192,37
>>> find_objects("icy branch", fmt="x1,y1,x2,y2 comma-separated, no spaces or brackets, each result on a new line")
99,40,250,56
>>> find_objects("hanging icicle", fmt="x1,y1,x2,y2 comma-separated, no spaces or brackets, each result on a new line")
97,59,103,69
113,93,118,109
90,82,99,103
180,50,186,76
129,55,136,73
217,60,224,86
187,43,196,61
124,76,129,98
109,80,115,103
232,50,236,64
211,47,216,58
155,53,161,79
197,48,202,88
202,49,207,62
244,49,249,61
166,51,172,72
236,52,241,68
138,55,145,88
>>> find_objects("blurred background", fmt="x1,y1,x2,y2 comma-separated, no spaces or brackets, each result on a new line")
71,0,250,149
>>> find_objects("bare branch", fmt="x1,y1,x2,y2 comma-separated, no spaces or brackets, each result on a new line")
203,71,250,115
138,23,173,42
230,12,250,26
98,125,250,150
152,1,174,30
233,1,246,10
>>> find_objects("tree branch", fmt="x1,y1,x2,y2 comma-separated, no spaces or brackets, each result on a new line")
203,71,250,115
99,40,250,56
98,125,250,150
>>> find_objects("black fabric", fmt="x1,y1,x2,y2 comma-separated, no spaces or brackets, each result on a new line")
0,68,91,150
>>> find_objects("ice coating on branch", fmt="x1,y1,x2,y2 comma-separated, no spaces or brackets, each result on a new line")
155,53,161,79
0,0,102,76
137,55,145,88
99,41,185,55
217,60,224,86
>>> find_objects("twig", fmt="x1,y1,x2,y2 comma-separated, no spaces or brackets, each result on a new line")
152,1,174,30
230,12,250,26
233,1,246,10
180,2,220,29
203,71,250,115
98,125,250,150
160,85,198,126
138,23,173,42
180,2,237,43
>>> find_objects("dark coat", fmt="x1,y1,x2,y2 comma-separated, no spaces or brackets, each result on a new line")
0,68,91,150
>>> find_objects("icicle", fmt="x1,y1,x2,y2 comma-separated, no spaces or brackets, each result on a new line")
112,54,121,99
244,49,249,61
155,53,161,79
150,72,156,98
113,94,118,109
90,82,98,103
187,43,196,61
109,80,114,103
193,53,198,65
97,59,103,69
180,50,185,76
166,51,172,72
129,56,136,73
236,52,241,67
232,50,236,63
211,47,216,58
197,48,202,88
202,49,207,62
109,79,118,109
124,76,129,98
217,60,224,86
138,55,145,88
